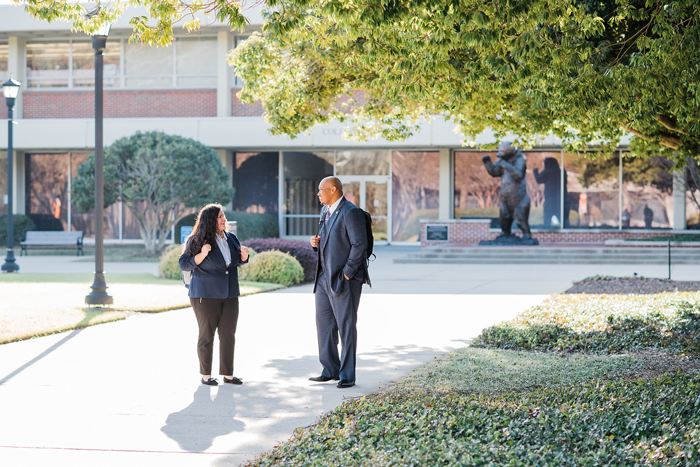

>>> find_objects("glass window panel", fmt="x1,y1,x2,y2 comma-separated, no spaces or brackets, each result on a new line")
284,151,333,236
336,150,390,175
70,153,90,234
26,153,69,231
454,151,501,223
526,152,565,229
27,42,70,88
71,41,121,88
564,153,620,229
366,181,388,241
0,43,8,75
125,77,172,88
0,152,6,215
621,155,673,229
176,38,217,76
392,151,439,241
177,76,217,88
232,152,279,219
125,42,172,76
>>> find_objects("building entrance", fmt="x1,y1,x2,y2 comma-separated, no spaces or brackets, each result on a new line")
338,176,390,241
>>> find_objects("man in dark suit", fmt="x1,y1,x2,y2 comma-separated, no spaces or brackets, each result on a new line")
309,177,370,388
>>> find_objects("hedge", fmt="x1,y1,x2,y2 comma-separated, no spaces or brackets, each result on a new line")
158,244,183,280
0,214,35,244
243,238,316,282
175,210,278,243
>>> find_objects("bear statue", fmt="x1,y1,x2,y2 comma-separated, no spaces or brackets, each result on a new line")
479,141,538,245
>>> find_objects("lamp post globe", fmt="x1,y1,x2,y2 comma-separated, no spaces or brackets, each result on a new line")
84,9,113,305
2,75,21,273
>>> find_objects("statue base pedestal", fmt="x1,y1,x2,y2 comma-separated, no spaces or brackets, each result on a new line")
479,234,539,246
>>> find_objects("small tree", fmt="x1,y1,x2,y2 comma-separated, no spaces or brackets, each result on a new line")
72,131,234,255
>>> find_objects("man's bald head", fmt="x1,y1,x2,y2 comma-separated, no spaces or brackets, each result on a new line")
318,176,344,206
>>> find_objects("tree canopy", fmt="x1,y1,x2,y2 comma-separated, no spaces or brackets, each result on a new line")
72,131,234,255
229,0,700,166
15,0,248,45
16,0,700,166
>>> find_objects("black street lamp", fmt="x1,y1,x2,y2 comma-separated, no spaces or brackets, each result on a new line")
85,12,113,306
2,76,21,273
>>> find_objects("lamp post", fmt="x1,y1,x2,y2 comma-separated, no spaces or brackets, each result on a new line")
85,14,113,305
2,76,21,273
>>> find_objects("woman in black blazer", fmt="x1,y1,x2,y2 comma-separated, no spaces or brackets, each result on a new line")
179,203,249,386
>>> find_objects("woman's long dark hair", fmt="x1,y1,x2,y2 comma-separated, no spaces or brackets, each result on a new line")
183,203,222,257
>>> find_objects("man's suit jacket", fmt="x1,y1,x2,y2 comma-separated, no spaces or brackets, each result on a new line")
179,231,247,299
313,197,371,296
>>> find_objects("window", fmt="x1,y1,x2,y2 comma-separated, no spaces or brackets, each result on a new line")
26,36,218,90
453,151,501,221
0,152,6,215
0,43,8,81
232,152,279,217
284,152,334,235
27,40,120,88
392,151,439,241
564,153,620,229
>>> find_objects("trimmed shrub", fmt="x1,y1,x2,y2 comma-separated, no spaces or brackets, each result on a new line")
175,210,278,243
0,214,35,244
243,238,316,282
239,250,304,286
159,244,183,280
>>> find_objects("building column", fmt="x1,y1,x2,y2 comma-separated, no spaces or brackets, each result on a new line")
438,148,452,219
217,31,233,118
673,171,687,230
8,36,26,119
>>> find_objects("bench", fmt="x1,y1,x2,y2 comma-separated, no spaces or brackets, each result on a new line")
20,231,84,256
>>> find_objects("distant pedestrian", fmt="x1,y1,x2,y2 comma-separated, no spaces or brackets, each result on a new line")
179,204,249,386
309,177,371,388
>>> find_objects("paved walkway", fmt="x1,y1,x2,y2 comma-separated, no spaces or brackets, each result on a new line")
0,246,697,466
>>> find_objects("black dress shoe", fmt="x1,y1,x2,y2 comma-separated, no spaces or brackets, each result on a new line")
201,377,218,386
223,376,243,385
337,380,355,388
309,375,339,382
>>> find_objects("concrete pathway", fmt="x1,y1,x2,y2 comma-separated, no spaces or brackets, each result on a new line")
0,246,697,466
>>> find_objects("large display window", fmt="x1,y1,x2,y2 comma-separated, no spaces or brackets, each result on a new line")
392,151,439,241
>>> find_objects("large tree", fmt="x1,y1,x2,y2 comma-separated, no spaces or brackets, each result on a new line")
16,0,700,165
229,0,700,166
72,131,234,255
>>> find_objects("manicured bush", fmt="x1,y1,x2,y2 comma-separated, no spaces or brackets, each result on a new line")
175,210,278,243
0,214,35,244
243,238,316,282
239,250,304,286
159,244,183,280
472,293,700,355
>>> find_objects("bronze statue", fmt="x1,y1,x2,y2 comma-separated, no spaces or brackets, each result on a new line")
480,141,538,245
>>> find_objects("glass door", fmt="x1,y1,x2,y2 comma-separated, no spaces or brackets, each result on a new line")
338,176,390,241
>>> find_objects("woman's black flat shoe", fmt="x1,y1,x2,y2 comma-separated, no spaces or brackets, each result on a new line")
201,377,218,386
223,376,243,385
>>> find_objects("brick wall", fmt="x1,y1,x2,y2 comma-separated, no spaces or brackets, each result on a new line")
421,219,678,247
23,89,217,119
231,89,263,116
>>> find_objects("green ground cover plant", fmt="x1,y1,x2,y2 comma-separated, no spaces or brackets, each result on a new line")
245,291,700,466
473,293,700,354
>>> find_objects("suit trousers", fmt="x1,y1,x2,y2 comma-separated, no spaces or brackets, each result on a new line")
191,297,239,376
315,272,363,382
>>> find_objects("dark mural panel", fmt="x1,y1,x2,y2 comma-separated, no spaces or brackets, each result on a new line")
284,152,333,236
232,152,279,217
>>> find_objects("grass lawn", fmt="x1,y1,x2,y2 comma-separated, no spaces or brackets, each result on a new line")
0,274,283,345
630,233,700,242
245,292,700,466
